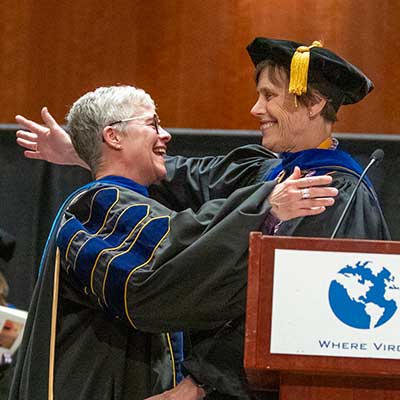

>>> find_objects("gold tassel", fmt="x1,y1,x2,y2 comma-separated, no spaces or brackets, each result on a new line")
289,41,323,98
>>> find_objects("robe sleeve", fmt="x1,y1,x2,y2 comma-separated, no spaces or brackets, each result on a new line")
56,180,277,333
149,144,279,211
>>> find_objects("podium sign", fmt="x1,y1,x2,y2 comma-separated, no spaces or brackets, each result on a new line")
271,248,400,359
244,233,400,399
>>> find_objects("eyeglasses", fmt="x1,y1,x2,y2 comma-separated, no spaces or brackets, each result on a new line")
108,113,160,135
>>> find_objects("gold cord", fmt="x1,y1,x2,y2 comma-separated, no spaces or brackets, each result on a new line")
48,248,61,400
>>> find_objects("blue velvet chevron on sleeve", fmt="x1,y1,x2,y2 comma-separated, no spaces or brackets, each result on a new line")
56,184,170,324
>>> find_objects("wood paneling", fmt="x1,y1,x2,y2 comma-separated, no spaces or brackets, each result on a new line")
1,0,399,133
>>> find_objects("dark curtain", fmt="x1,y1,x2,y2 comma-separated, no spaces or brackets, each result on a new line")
0,129,90,309
1,127,399,309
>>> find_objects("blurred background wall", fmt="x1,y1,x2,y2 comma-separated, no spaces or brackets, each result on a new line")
1,0,399,133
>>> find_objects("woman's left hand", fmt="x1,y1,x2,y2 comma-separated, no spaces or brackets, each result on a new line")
268,166,338,221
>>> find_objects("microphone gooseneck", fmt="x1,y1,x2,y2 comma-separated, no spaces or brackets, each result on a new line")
330,149,384,239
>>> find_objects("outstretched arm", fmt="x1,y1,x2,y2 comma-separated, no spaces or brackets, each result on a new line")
15,109,271,208
15,109,336,219
15,107,88,168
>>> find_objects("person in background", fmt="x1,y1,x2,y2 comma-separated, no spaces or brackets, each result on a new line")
10,85,337,400
0,229,15,399
0,273,9,307
0,271,13,400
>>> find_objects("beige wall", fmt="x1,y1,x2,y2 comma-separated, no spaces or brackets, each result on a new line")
1,0,399,133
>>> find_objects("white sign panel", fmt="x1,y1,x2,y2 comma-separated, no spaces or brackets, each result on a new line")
270,249,400,359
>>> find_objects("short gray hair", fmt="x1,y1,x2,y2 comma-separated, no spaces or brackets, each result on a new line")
66,85,155,174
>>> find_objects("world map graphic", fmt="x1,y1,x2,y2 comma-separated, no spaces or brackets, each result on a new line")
328,261,400,329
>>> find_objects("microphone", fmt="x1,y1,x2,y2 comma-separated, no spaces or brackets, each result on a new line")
330,149,384,239
370,149,384,165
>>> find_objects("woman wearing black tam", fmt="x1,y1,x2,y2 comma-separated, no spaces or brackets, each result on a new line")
14,38,390,399
241,37,389,240
169,40,390,400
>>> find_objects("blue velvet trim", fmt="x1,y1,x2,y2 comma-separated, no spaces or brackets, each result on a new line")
104,216,169,318
57,201,150,287
264,148,373,188
95,175,149,197
38,181,96,274
170,332,185,383
79,187,119,233
56,183,169,319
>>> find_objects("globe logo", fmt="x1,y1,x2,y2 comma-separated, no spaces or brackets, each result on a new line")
328,261,399,329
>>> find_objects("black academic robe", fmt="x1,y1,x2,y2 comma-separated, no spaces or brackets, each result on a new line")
153,144,390,240
149,144,391,399
9,176,277,400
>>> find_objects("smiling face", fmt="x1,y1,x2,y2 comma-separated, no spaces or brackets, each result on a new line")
250,66,319,153
118,103,171,186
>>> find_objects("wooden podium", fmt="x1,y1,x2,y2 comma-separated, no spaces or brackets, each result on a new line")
244,233,400,400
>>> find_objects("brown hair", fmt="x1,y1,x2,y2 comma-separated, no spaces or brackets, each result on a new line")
255,60,337,123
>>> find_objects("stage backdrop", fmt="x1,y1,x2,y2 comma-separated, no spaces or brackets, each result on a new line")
0,0,399,133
